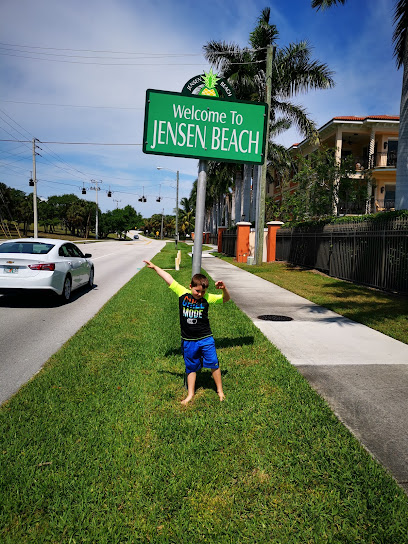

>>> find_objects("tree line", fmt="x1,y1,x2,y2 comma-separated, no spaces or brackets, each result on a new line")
0,182,197,240
0,183,143,239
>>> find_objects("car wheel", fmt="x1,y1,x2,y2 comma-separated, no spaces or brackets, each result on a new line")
88,267,94,288
61,275,72,302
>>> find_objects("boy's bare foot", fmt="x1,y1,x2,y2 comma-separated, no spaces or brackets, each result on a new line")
218,391,225,401
181,395,194,405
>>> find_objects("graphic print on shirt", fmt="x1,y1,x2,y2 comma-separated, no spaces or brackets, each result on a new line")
182,294,205,325
179,292,211,339
168,280,223,340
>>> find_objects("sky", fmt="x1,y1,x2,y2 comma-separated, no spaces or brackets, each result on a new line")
0,0,402,217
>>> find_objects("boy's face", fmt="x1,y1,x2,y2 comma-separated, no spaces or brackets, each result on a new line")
190,284,206,300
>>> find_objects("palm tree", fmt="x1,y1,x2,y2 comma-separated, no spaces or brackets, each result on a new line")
203,7,335,222
179,196,195,215
311,0,408,209
177,195,195,237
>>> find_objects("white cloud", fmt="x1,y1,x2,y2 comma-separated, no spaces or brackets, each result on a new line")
0,0,401,215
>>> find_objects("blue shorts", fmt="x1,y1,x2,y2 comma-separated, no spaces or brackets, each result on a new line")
181,336,219,374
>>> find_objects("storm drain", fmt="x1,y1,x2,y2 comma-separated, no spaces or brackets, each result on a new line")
257,315,293,322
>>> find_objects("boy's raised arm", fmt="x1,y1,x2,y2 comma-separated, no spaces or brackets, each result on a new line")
215,280,231,303
143,260,174,286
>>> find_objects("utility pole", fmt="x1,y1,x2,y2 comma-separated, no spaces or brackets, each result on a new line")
156,166,180,246
192,160,207,275
89,179,102,240
32,138,38,238
255,44,275,265
161,208,164,239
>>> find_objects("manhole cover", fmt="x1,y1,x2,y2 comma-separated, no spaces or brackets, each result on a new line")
257,315,293,321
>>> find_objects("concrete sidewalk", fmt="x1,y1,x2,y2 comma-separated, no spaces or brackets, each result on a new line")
201,252,408,494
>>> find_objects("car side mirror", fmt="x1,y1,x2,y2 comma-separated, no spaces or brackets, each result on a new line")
84,253,92,258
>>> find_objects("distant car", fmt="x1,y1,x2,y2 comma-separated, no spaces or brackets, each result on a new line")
0,238,94,302
133,234,139,240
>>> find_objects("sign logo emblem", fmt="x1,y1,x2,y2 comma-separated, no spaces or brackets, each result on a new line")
199,69,220,97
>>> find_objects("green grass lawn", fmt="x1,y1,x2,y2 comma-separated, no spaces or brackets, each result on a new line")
1,244,408,543
214,255,408,345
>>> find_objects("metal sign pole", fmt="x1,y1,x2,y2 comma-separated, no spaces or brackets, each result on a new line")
255,44,275,265
192,159,207,276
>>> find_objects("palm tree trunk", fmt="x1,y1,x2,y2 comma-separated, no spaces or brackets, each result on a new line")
234,169,243,223
242,164,251,222
224,194,230,226
250,166,259,223
396,33,408,210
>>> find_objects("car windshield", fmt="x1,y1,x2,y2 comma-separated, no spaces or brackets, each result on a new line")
0,242,55,255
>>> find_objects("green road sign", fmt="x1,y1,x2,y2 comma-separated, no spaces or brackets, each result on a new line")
143,89,268,165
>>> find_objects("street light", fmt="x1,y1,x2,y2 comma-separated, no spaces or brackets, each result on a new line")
89,179,102,240
157,167,179,246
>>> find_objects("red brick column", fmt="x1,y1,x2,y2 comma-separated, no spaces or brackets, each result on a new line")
217,226,226,253
266,221,284,262
236,222,251,263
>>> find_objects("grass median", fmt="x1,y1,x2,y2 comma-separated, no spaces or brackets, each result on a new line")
1,243,408,543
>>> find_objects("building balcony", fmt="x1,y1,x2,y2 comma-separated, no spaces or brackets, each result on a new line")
374,198,395,212
342,151,397,171
373,151,397,168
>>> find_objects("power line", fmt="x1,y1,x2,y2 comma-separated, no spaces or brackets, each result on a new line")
37,178,177,201
42,141,142,146
0,109,91,181
0,46,202,61
0,41,266,66
0,41,266,55
0,51,262,66
1,99,142,110
0,51,208,66
0,139,141,145
0,42,204,56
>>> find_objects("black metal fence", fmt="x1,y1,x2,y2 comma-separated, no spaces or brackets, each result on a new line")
276,217,408,294
222,232,237,257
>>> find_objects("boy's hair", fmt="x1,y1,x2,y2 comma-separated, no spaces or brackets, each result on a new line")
191,273,209,289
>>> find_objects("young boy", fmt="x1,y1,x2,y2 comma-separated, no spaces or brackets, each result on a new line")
143,260,230,404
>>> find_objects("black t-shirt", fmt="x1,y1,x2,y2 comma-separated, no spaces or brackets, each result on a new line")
169,280,223,340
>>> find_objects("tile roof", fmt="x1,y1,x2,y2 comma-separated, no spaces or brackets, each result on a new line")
333,115,399,121
291,115,399,148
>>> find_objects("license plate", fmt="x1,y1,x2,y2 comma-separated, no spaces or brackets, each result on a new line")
4,267,18,274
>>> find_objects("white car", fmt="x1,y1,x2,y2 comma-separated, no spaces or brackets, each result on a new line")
0,238,94,302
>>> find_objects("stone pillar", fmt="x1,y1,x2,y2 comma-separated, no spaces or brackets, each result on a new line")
217,226,226,253
266,221,284,262
236,221,251,263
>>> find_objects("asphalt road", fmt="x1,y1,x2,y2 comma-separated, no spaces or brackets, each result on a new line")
0,234,165,405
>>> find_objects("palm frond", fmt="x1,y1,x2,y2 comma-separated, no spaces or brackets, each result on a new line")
311,0,347,10
269,118,292,137
273,41,335,97
249,7,279,51
393,0,408,69
273,99,318,140
203,41,244,72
